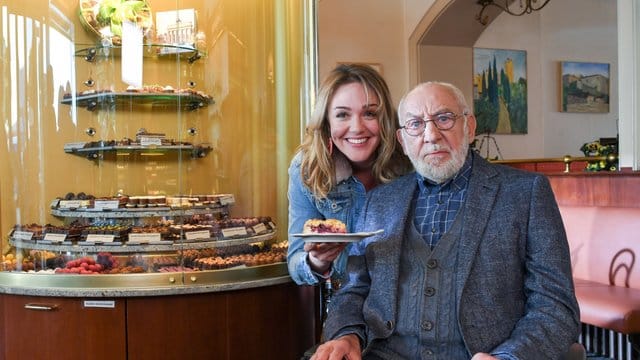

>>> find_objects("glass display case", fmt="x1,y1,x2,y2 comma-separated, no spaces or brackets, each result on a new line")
0,1,318,358
0,0,312,285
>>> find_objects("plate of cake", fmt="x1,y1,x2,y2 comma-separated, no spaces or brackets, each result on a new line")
292,219,384,243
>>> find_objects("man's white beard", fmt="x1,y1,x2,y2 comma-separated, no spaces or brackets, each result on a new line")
412,142,468,183
410,122,470,184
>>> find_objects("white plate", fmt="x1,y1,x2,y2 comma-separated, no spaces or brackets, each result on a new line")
292,229,384,243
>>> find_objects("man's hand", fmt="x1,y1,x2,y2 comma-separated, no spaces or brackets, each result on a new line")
310,334,361,360
304,241,347,274
471,353,498,360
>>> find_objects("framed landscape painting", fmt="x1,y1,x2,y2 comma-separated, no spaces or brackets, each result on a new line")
560,61,610,113
472,48,527,135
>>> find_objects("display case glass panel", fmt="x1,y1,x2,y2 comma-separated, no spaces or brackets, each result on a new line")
0,0,311,285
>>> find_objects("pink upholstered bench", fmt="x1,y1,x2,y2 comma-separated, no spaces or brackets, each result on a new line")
561,206,640,337
573,279,640,334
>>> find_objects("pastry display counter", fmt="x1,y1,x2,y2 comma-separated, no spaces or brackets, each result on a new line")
0,211,312,359
2,212,312,359
0,0,315,358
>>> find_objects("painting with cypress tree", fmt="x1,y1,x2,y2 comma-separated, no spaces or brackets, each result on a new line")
473,48,527,135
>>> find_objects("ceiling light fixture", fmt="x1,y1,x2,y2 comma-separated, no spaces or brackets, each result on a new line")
476,0,551,25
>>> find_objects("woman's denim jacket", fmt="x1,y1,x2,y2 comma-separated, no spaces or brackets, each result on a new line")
287,151,367,285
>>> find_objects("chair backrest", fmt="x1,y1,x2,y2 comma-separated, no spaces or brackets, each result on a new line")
560,205,640,288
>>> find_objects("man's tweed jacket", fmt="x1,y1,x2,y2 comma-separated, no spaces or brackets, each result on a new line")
323,152,580,359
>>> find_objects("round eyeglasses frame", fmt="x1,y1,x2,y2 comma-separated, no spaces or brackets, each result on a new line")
400,111,467,136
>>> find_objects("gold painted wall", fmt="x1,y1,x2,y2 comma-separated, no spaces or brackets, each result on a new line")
0,0,307,249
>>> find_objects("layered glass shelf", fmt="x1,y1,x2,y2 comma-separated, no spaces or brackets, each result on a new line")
64,142,214,160
75,43,207,63
61,92,213,111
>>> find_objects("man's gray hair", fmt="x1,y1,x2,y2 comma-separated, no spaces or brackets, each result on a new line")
397,81,470,125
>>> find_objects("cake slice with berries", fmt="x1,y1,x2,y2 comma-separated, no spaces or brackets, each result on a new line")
303,219,347,234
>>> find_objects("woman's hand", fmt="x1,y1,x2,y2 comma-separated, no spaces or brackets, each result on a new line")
310,334,361,360
304,241,348,274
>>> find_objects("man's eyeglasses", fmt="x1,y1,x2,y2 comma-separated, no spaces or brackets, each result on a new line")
400,111,467,136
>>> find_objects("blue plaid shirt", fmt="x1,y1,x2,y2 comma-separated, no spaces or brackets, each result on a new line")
413,153,473,248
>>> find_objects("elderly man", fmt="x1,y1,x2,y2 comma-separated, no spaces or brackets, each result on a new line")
311,82,580,360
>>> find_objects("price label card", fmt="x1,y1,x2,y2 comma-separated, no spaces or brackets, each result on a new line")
86,234,116,243
59,200,83,209
140,137,162,146
219,194,235,206
268,221,276,230
13,231,34,241
185,230,211,241
44,233,67,242
50,198,60,209
83,300,115,309
252,223,267,235
221,227,248,238
94,200,120,210
128,233,161,243
63,142,87,151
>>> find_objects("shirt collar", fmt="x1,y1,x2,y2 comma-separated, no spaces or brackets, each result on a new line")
416,151,473,193
334,151,353,183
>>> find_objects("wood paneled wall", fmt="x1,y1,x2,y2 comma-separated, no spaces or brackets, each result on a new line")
496,159,640,208
547,172,640,208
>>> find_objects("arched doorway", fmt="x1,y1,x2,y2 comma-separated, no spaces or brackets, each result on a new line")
408,0,503,86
